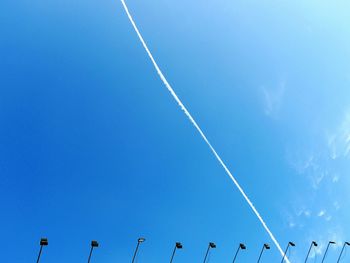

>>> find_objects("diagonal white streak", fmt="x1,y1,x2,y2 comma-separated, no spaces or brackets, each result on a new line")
120,1,290,262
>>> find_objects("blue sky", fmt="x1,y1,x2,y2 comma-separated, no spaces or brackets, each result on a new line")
1,0,350,262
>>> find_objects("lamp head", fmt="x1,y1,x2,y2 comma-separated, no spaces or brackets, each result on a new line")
345,242,350,246
239,243,246,250
40,238,48,246
329,241,336,245
264,244,270,249
289,242,295,247
138,237,146,243
91,241,99,247
209,242,216,248
312,241,318,247
176,242,183,249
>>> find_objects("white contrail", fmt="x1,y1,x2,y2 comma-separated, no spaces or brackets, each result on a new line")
120,0,289,261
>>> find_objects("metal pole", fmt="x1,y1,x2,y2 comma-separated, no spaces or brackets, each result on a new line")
170,246,177,263
257,246,265,263
321,243,331,263
87,247,94,263
281,244,290,263
132,242,140,263
36,245,43,263
203,245,210,263
304,243,313,263
337,243,346,263
232,246,240,263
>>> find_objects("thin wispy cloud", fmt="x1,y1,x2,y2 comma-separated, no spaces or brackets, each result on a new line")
327,109,350,160
285,146,340,233
297,208,311,218
288,221,296,229
285,207,314,230
332,174,339,183
304,210,311,217
317,210,326,217
308,241,325,260
120,1,289,261
325,215,332,222
286,109,350,194
333,201,340,211
286,149,327,190
318,209,333,223
285,129,347,253
305,227,344,260
262,81,286,118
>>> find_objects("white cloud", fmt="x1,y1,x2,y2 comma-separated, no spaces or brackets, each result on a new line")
332,175,339,183
333,201,340,211
289,222,296,228
262,81,286,118
285,109,350,233
316,210,332,221
296,208,312,218
308,228,345,259
318,210,326,217
327,109,350,159
325,215,332,221
304,210,311,218
286,149,327,189
294,154,316,175
309,242,325,259
311,172,326,190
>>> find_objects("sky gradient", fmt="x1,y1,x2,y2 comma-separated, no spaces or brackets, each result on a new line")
1,0,350,262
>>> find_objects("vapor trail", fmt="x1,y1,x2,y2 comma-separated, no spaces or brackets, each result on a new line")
120,1,289,261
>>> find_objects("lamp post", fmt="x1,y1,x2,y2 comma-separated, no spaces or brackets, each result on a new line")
170,242,183,263
321,241,336,263
281,242,295,263
87,240,99,263
232,243,246,263
337,242,350,263
36,238,48,263
304,241,318,263
132,238,146,263
203,242,216,263
257,243,270,263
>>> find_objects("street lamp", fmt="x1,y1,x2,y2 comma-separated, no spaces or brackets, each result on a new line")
281,242,295,263
257,243,270,263
304,241,318,263
232,243,246,263
170,242,183,263
321,241,336,263
87,240,99,263
203,242,216,263
132,237,146,263
36,238,48,263
337,242,350,263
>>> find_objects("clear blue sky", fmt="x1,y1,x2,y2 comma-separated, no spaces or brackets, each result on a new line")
1,0,350,262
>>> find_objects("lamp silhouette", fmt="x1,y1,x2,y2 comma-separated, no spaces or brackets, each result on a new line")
36,238,48,263
170,242,183,263
321,241,336,263
304,241,318,263
87,241,99,263
337,242,350,263
257,243,270,263
203,242,216,263
281,242,295,263
232,243,246,263
132,238,145,263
